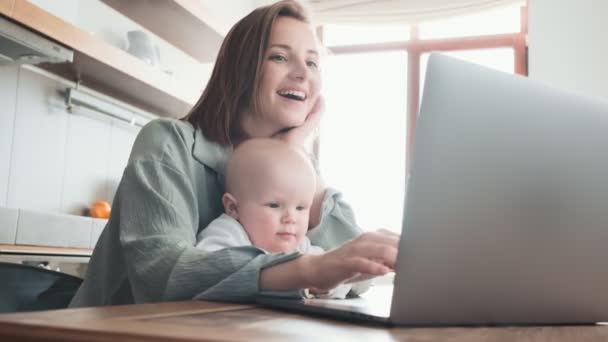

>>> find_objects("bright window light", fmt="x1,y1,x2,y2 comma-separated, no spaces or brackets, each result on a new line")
419,3,523,40
320,51,407,233
323,23,410,46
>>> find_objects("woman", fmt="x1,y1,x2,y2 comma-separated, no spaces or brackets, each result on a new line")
70,0,399,307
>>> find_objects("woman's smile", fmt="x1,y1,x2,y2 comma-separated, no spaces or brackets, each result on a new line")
277,88,307,101
277,93,308,108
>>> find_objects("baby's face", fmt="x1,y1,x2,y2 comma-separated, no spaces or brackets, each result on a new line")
236,171,315,253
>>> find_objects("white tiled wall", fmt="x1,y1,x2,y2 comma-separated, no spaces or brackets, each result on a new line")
7,67,70,212
1,67,140,214
0,207,18,244
0,66,140,249
0,66,18,208
107,122,138,202
60,114,112,215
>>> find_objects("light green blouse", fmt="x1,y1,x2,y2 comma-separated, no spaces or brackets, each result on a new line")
70,118,361,307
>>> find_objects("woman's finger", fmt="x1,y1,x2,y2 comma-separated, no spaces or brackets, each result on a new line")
275,111,322,147
308,95,325,118
355,231,400,249
344,257,391,276
350,243,398,268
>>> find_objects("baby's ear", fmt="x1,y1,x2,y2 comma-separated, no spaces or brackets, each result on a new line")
222,193,239,219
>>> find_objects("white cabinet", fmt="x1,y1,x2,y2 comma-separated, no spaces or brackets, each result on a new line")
7,68,68,212
0,66,18,208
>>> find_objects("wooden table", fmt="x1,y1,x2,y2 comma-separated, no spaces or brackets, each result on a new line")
1,298,607,342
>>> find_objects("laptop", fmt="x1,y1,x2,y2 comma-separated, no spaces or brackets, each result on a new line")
257,53,608,326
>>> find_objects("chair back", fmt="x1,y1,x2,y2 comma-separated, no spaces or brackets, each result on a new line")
0,262,83,313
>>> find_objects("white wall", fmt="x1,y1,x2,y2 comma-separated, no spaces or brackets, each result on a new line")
0,67,18,208
199,0,259,35
0,65,138,215
528,0,608,99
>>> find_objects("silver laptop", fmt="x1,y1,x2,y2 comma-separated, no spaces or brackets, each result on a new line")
257,53,608,326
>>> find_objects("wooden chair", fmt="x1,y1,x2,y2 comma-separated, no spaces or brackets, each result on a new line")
0,262,82,313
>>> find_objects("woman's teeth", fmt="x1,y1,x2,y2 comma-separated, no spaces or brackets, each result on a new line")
278,90,306,101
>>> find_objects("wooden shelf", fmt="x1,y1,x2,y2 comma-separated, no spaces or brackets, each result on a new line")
0,0,14,15
0,0,200,118
101,0,224,63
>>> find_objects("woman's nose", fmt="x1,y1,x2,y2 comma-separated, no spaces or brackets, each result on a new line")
289,59,308,81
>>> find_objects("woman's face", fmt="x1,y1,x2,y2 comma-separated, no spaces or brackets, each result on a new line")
248,17,322,137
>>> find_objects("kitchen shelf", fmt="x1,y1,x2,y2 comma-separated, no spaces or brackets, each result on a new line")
101,0,224,63
0,0,13,15
0,0,199,118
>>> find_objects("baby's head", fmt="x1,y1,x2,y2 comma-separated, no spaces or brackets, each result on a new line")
223,139,317,253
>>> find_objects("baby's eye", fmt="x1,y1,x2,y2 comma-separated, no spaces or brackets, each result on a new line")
269,54,287,62
266,203,280,208
296,206,306,211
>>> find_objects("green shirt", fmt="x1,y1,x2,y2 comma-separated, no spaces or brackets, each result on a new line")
70,118,361,307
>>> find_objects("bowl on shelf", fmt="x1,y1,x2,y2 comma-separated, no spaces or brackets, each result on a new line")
126,30,160,67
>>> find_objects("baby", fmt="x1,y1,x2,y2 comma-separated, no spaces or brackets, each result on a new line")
196,138,369,298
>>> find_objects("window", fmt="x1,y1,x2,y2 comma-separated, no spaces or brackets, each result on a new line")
418,5,522,39
320,51,407,233
320,3,527,233
322,24,410,45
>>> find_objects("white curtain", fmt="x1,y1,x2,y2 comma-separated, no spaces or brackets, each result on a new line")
306,0,524,24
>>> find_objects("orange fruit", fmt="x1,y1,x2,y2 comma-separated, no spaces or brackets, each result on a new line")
90,201,111,219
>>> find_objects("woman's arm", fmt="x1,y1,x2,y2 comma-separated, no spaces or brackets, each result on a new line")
260,230,398,292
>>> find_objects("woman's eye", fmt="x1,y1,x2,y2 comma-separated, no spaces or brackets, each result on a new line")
270,54,287,62
306,60,319,69
266,203,280,208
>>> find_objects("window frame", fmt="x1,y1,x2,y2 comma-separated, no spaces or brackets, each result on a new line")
319,4,528,173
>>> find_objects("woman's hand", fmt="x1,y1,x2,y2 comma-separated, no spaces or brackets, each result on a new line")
259,229,400,292
303,229,400,291
273,95,324,150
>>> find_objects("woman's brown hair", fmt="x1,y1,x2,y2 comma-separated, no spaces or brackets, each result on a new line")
184,0,310,146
